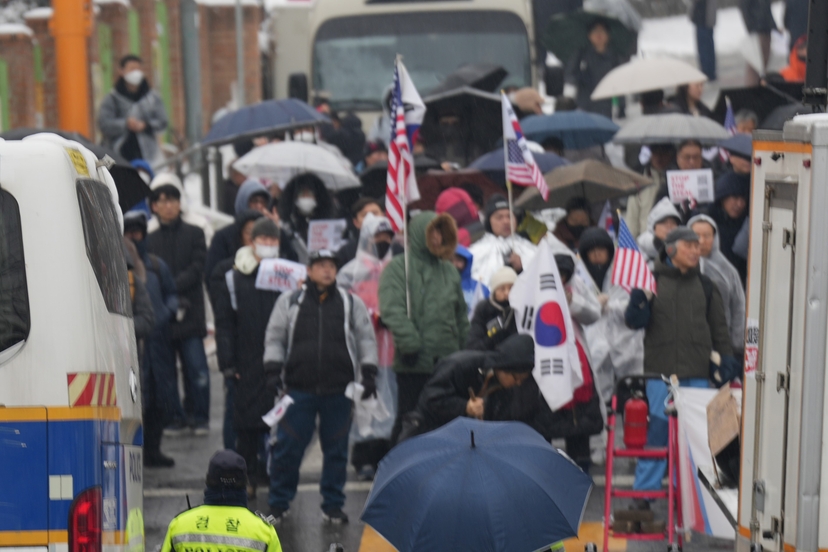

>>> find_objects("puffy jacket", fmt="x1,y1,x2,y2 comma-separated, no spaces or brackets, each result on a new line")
780,35,807,82
146,217,207,340
264,284,378,394
378,212,469,374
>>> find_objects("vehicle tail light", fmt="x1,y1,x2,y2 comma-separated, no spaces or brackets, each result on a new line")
69,487,102,552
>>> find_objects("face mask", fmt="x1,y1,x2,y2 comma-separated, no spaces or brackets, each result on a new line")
295,197,317,216
567,222,588,239
375,242,391,259
124,70,144,86
255,243,279,259
298,130,315,143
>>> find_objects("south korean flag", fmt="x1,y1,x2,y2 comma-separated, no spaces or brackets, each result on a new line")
509,238,583,411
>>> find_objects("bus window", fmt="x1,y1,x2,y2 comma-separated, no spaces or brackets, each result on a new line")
0,188,30,358
76,179,131,317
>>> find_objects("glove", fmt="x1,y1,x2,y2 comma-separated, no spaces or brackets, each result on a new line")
401,352,420,368
711,355,742,387
264,361,283,395
361,364,378,400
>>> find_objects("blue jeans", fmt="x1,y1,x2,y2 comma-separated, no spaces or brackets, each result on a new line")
696,25,717,81
223,377,237,450
173,337,210,426
269,391,352,512
633,378,708,491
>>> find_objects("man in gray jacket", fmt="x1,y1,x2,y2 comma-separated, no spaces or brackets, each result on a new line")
98,55,168,163
263,249,377,524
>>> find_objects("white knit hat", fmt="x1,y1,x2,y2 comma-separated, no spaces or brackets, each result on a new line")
489,266,518,292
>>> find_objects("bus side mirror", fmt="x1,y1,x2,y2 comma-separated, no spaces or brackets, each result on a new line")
288,73,309,103
544,66,564,98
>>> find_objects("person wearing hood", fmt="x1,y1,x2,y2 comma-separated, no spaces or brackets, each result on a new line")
553,197,593,252
398,334,534,441
278,173,336,264
146,181,211,436
466,266,516,351
625,227,738,501
337,214,397,480
709,170,750,286
98,55,168,163
379,211,470,443
578,228,644,404
781,35,807,82
689,215,746,357
435,187,484,246
336,197,401,267
160,450,283,552
212,218,285,498
637,198,682,268
147,173,214,245
124,211,179,467
454,245,490,320
468,194,538,286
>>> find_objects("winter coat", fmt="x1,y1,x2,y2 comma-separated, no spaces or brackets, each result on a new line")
378,212,469,375
468,232,538,287
264,284,378,395
98,78,168,164
277,174,336,263
141,252,178,336
690,0,718,28
564,46,625,118
780,35,807,82
146,217,207,340
638,198,682,268
625,165,668,238
739,0,777,33
457,245,489,319
626,258,733,379
321,113,366,166
130,272,155,341
205,210,263,283
687,214,746,354
710,171,750,286
579,229,644,403
466,298,517,352
212,246,282,429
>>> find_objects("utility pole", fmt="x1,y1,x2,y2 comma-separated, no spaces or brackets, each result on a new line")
51,0,92,136
235,0,245,107
180,0,203,145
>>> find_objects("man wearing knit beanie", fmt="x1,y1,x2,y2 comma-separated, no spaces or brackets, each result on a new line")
469,194,537,286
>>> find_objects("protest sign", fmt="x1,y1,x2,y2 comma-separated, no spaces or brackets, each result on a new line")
667,169,715,204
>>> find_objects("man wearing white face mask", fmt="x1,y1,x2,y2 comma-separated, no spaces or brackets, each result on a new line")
99,54,168,163
277,173,335,264
212,217,285,498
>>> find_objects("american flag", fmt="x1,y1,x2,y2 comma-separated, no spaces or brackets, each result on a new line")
719,97,737,163
611,216,657,294
385,59,424,232
501,93,550,200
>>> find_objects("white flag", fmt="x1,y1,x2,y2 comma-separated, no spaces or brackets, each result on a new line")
509,239,583,411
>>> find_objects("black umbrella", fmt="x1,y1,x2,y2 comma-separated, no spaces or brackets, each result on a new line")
760,103,814,131
420,87,502,167
712,83,802,124
427,63,508,96
0,128,150,212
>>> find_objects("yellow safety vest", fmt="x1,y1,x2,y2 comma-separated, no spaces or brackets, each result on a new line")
160,505,283,552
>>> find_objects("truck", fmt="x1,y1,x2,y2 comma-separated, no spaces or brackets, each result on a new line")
0,135,143,552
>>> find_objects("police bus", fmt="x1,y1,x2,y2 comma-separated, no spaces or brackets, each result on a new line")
0,135,143,552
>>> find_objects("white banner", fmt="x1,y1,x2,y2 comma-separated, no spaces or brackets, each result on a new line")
667,169,715,204
509,239,582,411
255,258,307,293
307,219,347,252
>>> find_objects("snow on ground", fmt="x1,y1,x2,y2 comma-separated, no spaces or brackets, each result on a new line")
638,3,789,61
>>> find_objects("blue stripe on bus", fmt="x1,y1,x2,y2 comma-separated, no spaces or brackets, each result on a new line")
0,419,49,531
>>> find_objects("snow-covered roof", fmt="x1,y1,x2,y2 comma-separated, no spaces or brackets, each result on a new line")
23,7,53,20
93,0,131,7
196,0,261,6
0,23,33,37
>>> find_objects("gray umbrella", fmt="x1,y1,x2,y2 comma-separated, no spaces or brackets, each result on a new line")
612,113,729,146
584,0,642,31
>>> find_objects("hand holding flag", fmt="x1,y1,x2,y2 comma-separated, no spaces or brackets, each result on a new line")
611,216,657,295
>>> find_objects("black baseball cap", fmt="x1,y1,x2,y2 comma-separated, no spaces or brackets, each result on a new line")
308,249,338,267
205,450,247,490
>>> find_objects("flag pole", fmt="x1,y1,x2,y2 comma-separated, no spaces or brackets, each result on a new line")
502,90,516,249
397,54,412,318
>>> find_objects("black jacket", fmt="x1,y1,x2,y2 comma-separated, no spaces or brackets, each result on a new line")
565,46,625,118
285,285,354,395
211,262,281,430
466,299,517,352
205,211,262,283
146,217,207,340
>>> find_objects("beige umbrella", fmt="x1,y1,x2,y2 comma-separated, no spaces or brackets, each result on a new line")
591,57,708,100
516,159,653,210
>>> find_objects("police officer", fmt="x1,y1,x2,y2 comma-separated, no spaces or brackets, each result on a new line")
160,450,283,552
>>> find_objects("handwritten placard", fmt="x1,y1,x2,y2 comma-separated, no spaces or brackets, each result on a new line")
307,219,347,252
255,258,307,292
666,169,715,204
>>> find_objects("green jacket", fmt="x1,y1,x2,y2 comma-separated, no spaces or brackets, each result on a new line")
379,212,469,374
643,260,733,379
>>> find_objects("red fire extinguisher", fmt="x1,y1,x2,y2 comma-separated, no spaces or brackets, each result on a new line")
624,392,649,449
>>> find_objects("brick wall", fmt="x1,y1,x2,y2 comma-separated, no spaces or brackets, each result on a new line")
0,28,37,129
163,0,186,144
130,0,157,84
198,3,263,133
97,2,131,72
23,10,57,128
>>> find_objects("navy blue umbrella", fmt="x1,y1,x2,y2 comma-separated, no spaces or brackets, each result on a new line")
361,418,593,552
470,148,568,187
521,111,620,150
202,98,328,146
